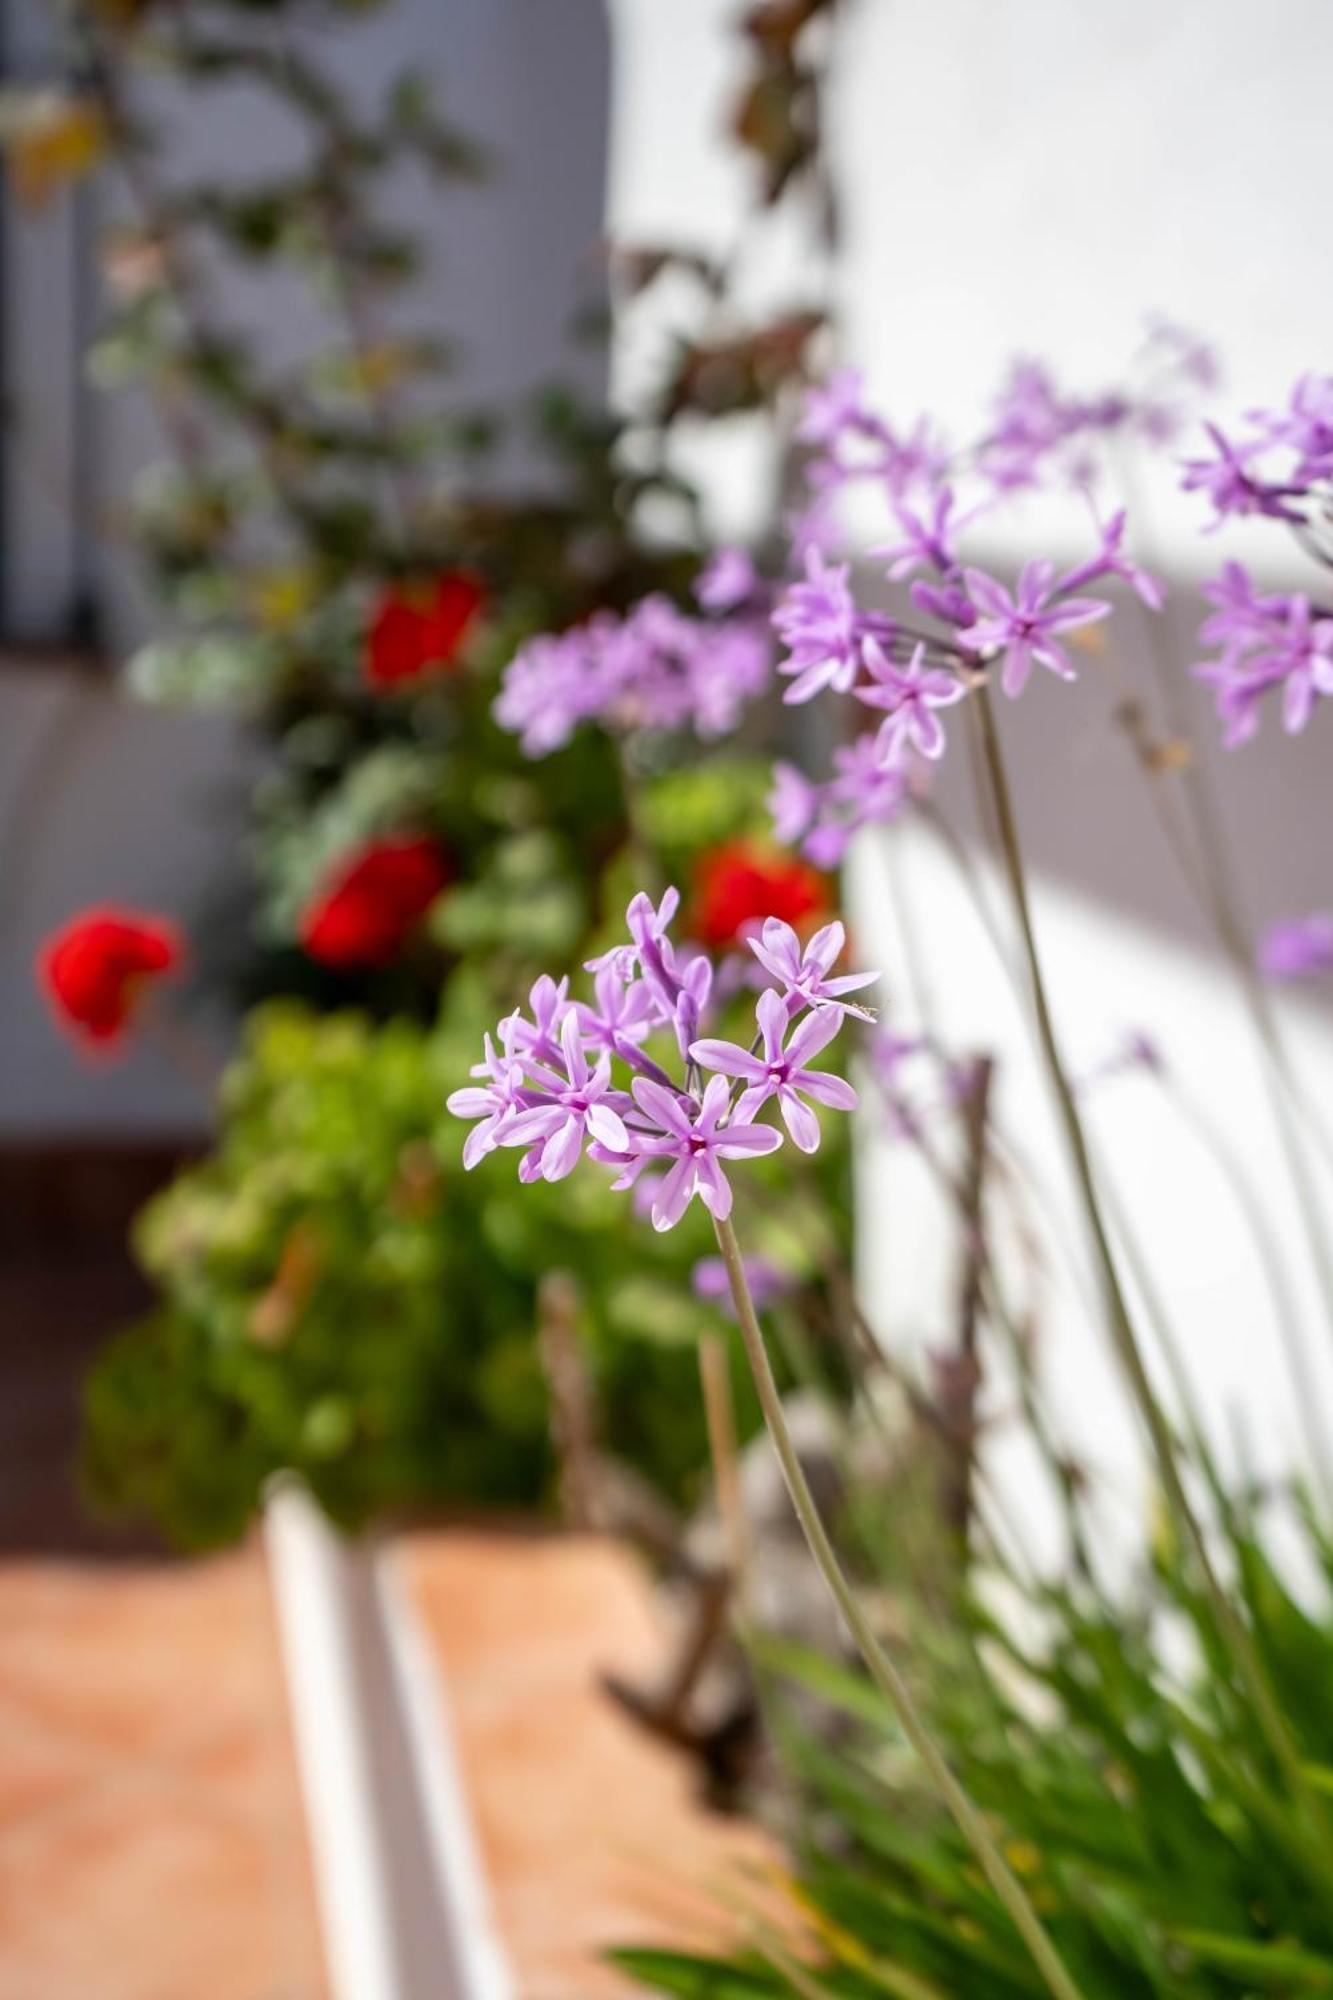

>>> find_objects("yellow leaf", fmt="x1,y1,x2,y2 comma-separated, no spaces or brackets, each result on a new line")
3,93,108,209
248,564,319,632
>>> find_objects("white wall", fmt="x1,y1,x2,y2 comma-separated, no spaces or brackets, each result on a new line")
606,0,1333,1537
0,0,611,1136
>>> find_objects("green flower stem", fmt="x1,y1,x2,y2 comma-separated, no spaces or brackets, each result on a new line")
973,683,1333,1871
712,1211,1089,2000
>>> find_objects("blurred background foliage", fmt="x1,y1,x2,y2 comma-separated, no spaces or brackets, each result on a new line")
5,0,849,1543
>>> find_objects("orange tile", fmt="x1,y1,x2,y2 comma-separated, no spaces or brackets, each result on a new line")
403,1530,784,2000
0,1549,326,2000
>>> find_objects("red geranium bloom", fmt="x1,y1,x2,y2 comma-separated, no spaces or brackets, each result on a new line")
39,907,184,1052
300,835,449,970
693,840,828,949
365,571,485,689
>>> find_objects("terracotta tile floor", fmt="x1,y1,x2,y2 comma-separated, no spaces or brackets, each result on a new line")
405,1531,783,2000
0,1552,327,2000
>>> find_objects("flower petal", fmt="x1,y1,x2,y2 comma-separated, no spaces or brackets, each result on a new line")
780,1091,822,1153
652,1155,696,1231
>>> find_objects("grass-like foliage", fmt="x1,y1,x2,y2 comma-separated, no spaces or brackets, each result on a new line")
618,1494,1333,1997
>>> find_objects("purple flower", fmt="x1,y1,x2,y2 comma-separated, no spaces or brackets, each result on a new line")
854,638,965,763
503,1013,632,1182
1180,422,1307,529
747,916,878,1020
574,966,656,1059
798,731,911,867
1256,374,1333,484
446,1033,531,1170
495,598,769,755
797,368,876,452
1258,914,1333,983
587,886,681,983
451,884,872,1216
960,559,1111,698
696,547,759,613
692,987,857,1154
769,761,818,847
692,1254,791,1314
1193,565,1333,743
500,974,570,1066
1058,508,1165,612
1274,596,1333,733
627,1075,781,1229
773,548,864,704
875,488,968,580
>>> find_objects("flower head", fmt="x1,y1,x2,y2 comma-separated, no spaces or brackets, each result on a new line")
495,598,769,755
773,548,864,704
502,1013,632,1181
300,835,448,969
39,906,183,1053
854,639,965,763
450,886,871,1227
693,841,828,949
960,560,1111,698
366,572,484,688
625,1075,782,1229
747,917,878,1020
692,986,857,1153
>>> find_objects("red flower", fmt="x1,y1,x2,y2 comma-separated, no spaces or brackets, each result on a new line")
693,840,828,949
39,907,183,1052
365,572,484,689
300,835,449,970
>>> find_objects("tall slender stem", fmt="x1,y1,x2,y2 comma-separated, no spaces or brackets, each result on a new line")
712,1213,1089,2000
972,684,1333,1870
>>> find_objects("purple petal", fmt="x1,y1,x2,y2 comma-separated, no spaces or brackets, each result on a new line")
787,1005,843,1065
632,1077,695,1138
693,1156,733,1220
652,1156,697,1232
586,1103,629,1151
540,1114,585,1182
690,1037,767,1081
715,1123,783,1159
793,1069,858,1111
804,921,845,974
779,1091,822,1152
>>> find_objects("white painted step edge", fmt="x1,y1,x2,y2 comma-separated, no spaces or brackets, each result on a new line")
264,1480,514,2000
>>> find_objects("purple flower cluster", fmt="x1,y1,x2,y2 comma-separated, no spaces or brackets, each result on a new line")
765,439,1153,857
448,896,876,1231
1192,562,1333,744
1181,376,1333,531
794,336,1210,523
493,595,770,756
1184,376,1333,747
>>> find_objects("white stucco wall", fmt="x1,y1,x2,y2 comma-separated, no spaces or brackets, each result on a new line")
606,0,1333,1540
